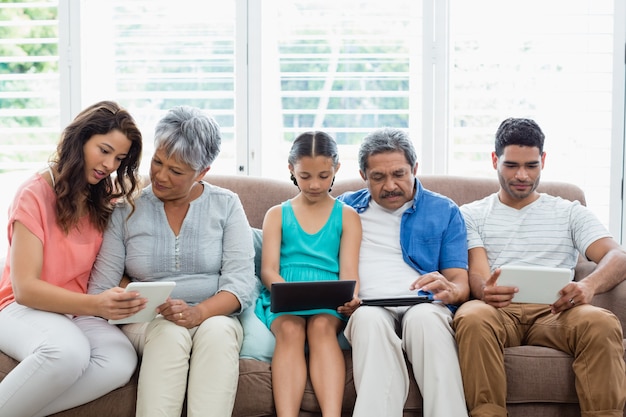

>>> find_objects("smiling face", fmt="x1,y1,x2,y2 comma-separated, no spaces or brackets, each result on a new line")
493,144,545,208
290,155,339,202
362,150,417,211
82,130,132,185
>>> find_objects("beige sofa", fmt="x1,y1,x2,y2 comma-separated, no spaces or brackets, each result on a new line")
0,174,624,417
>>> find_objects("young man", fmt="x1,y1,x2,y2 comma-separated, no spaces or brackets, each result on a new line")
337,127,469,417
454,117,626,417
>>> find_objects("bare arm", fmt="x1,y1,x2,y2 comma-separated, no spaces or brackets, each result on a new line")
550,237,626,313
11,221,145,320
338,206,361,290
259,205,286,290
466,246,517,308
337,206,362,315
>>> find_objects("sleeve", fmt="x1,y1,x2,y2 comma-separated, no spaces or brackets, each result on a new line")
439,205,469,270
569,202,612,259
217,195,258,313
87,205,128,294
9,182,47,246
460,203,484,250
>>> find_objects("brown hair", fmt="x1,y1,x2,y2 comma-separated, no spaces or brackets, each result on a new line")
51,101,143,233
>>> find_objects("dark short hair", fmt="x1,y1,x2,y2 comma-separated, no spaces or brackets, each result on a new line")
358,127,417,174
495,118,544,156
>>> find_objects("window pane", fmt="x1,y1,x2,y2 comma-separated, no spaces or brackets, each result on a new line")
261,0,421,179
89,0,237,175
0,0,59,170
0,0,59,256
449,0,614,226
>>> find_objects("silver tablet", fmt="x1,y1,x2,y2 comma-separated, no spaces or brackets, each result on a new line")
497,265,573,304
108,281,176,324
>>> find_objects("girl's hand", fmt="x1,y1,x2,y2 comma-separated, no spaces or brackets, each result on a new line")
337,296,361,316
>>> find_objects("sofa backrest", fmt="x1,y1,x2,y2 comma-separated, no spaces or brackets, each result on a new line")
205,174,587,229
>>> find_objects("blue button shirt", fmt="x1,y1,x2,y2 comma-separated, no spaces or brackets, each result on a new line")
338,178,468,312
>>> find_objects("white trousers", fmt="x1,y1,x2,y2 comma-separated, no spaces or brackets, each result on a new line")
344,303,468,417
123,315,243,417
0,302,137,417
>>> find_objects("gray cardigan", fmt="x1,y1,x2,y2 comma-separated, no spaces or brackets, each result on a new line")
88,181,257,312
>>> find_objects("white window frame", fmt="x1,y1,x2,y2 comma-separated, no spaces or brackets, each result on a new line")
58,0,626,243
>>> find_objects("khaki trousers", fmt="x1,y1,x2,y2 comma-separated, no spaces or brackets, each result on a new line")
345,303,468,417
123,315,243,417
453,300,626,417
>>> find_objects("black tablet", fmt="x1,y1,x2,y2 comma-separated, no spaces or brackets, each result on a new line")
360,295,432,307
270,280,356,313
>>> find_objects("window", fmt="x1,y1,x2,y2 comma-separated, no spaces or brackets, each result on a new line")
0,0,624,250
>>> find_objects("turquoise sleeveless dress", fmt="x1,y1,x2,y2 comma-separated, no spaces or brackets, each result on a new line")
254,199,346,329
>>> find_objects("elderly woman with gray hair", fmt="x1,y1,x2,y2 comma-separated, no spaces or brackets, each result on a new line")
88,106,256,417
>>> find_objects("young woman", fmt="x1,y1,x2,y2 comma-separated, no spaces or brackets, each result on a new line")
255,131,361,417
0,100,144,417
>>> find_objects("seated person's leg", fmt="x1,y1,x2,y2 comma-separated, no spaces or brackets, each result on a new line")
187,315,243,417
453,300,514,417
0,303,92,417
402,303,468,417
345,306,408,417
528,304,626,414
271,315,307,416
136,317,192,417
307,314,345,417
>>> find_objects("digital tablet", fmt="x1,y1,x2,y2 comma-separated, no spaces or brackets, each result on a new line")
360,295,432,307
497,265,573,304
270,280,356,313
108,281,176,324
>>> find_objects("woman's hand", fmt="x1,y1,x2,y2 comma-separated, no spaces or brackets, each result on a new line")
158,298,202,329
96,287,147,321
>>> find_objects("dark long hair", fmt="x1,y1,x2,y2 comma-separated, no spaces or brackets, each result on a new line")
288,131,339,187
51,101,143,233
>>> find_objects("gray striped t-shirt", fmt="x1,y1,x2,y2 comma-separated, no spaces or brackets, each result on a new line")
460,193,611,271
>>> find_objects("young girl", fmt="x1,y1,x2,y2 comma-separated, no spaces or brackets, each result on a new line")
255,131,361,417
0,100,145,417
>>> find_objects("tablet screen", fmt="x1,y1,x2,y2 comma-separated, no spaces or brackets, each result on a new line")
108,281,176,324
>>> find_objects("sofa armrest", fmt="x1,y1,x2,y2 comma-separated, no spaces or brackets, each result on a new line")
591,279,626,336
576,258,626,335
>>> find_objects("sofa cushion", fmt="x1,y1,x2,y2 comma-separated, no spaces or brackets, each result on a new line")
239,304,276,362
505,346,577,404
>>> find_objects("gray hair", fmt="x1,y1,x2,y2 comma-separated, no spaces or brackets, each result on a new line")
153,106,221,172
358,127,417,173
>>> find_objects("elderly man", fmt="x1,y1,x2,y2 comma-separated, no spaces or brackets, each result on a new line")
338,127,469,417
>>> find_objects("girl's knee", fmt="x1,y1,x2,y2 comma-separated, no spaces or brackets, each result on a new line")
271,316,306,343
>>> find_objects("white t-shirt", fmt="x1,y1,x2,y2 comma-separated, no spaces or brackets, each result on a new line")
460,193,611,271
358,199,420,299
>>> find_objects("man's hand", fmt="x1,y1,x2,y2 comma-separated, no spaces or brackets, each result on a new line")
409,270,467,305
550,280,594,314
481,268,518,308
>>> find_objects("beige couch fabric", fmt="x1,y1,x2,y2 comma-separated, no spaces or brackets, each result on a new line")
0,174,624,417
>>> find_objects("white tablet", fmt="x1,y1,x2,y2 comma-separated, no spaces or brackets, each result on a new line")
108,281,176,325
497,265,573,304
